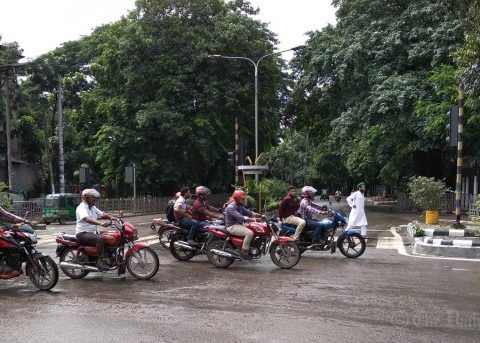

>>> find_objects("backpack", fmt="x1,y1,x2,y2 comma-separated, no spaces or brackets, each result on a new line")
165,202,176,223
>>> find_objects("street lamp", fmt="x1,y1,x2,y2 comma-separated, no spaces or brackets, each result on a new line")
208,45,306,163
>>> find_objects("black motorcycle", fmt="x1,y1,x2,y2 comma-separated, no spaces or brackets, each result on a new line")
169,221,222,261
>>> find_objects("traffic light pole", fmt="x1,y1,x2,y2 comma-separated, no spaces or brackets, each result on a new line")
455,83,465,227
234,117,239,185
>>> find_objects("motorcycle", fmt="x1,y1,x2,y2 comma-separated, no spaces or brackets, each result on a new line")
168,220,223,261
205,218,301,269
56,216,159,280
150,219,179,249
0,218,59,290
279,209,366,258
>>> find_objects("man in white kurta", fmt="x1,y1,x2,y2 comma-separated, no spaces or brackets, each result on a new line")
346,182,368,237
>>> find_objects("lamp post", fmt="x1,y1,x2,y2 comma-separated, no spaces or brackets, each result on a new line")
208,45,305,163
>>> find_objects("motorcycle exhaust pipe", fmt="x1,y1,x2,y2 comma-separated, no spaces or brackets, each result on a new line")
210,249,234,258
173,241,196,251
60,262,100,272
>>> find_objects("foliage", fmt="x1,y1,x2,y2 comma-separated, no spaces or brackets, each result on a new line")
407,176,448,211
0,183,12,209
287,0,464,187
407,221,424,237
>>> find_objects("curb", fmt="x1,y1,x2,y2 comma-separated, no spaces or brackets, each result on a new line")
421,228,478,237
421,237,480,247
414,239,480,259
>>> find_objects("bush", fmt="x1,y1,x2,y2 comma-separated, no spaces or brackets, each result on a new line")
0,182,12,210
407,176,448,211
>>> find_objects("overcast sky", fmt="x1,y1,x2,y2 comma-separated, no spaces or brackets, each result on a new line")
0,0,336,61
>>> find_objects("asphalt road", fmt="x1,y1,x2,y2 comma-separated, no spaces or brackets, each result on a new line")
1,207,479,343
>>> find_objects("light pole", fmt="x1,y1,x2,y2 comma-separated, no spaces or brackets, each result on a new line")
208,45,305,163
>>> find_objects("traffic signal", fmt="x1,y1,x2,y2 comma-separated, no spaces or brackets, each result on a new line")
446,105,459,148
227,151,235,165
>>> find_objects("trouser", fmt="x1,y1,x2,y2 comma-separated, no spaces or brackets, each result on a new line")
179,218,204,241
305,219,327,243
226,224,254,250
77,232,105,259
347,226,368,237
283,215,306,241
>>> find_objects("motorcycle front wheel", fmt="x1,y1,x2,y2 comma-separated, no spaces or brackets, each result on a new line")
269,241,301,269
126,247,159,280
338,233,366,258
60,247,89,279
206,239,235,268
26,256,59,290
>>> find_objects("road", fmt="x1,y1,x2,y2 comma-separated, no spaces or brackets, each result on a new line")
1,207,479,343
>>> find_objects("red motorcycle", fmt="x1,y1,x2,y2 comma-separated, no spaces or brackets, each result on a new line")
205,218,301,269
0,222,59,290
56,216,159,280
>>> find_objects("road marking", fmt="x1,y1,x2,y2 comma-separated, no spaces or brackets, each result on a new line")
376,236,403,249
451,268,471,271
389,228,480,262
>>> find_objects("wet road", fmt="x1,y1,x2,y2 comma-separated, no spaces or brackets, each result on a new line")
1,207,479,342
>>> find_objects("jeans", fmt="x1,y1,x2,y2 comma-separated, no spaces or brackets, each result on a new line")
179,218,204,241
305,219,326,243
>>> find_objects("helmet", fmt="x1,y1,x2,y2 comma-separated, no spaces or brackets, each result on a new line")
232,190,247,201
196,186,211,198
301,186,317,197
81,188,100,198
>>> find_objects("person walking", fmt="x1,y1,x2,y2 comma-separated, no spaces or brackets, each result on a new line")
346,182,368,238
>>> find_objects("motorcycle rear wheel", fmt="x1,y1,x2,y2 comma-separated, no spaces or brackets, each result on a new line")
26,256,59,290
126,247,159,280
60,247,89,279
206,239,234,268
169,236,196,261
158,227,174,249
270,241,301,269
338,233,366,258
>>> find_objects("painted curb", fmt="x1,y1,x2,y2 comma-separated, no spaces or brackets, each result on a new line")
414,238,480,259
421,237,480,247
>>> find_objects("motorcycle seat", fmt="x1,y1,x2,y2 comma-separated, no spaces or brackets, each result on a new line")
209,225,227,232
62,234,79,242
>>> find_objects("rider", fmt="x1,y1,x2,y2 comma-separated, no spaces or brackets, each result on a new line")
224,190,261,260
298,186,331,248
0,206,29,276
75,188,112,270
278,186,306,241
174,187,203,245
189,186,223,242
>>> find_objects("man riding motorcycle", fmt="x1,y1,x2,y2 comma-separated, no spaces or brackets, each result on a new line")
0,206,30,275
75,188,113,270
298,186,331,248
224,190,261,260
174,187,204,246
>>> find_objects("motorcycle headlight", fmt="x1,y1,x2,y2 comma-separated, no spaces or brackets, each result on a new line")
26,232,38,244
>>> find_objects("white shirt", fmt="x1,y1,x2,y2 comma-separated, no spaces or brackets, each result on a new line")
174,195,188,221
75,201,104,234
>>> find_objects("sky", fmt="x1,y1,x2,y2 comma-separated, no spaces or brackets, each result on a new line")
0,0,337,61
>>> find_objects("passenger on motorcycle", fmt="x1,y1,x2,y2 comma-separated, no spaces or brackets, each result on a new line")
75,188,113,270
278,186,306,241
0,206,29,275
189,186,223,242
174,187,204,245
298,186,331,248
224,190,261,260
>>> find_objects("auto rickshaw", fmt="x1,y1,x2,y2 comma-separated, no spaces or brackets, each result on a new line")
42,193,80,225
320,189,329,200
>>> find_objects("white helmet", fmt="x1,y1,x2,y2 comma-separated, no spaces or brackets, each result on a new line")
301,186,317,197
81,188,100,198
196,186,211,198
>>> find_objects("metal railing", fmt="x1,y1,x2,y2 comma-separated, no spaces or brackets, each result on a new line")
396,192,475,213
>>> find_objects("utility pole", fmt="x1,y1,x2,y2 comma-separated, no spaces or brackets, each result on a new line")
235,117,239,185
2,71,13,190
454,83,465,228
57,76,65,193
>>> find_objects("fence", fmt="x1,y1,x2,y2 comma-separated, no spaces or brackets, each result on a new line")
469,196,479,218
12,194,230,219
396,192,476,214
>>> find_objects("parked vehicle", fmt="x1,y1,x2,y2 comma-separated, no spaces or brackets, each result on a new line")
205,218,301,269
56,216,159,280
320,189,329,201
279,209,366,258
42,193,80,225
0,218,58,290
168,220,223,261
